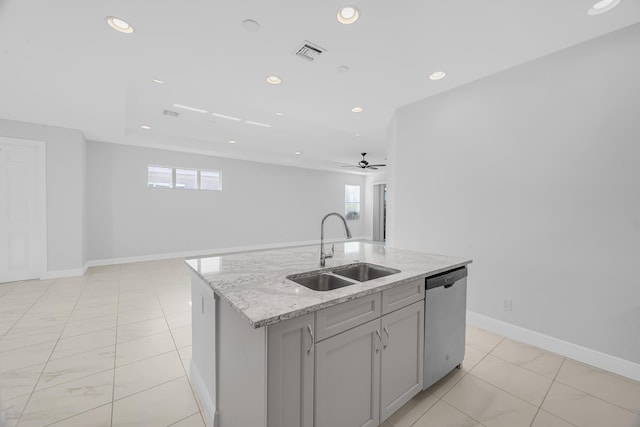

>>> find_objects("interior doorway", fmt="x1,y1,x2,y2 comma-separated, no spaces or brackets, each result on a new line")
0,137,46,282
372,184,386,242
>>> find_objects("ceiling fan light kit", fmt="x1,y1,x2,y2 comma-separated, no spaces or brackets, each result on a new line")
342,153,387,170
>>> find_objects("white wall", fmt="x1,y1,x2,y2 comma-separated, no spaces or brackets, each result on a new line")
389,24,640,364
87,141,367,261
0,118,86,274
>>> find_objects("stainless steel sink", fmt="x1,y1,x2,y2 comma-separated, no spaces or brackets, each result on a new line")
287,272,355,291
332,263,400,282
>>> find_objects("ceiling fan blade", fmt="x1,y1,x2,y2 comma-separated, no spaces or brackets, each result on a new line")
368,164,386,167
367,167,378,170
341,165,361,168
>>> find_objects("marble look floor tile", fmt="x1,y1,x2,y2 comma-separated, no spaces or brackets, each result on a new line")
413,400,483,427
166,312,191,330
541,382,638,427
461,346,487,372
46,403,112,426
465,325,504,354
36,346,115,391
112,376,198,427
0,362,45,401
555,359,640,414
171,325,192,349
116,310,164,327
114,350,185,400
18,370,113,427
169,412,206,426
0,342,56,374
50,328,117,360
2,394,30,427
490,339,564,379
442,375,538,427
385,389,438,427
0,328,62,353
115,331,176,367
425,368,467,398
116,317,169,343
61,315,117,339
469,354,553,406
178,346,192,376
530,409,576,427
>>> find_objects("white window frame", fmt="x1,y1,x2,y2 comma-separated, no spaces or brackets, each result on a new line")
345,184,361,221
147,164,222,191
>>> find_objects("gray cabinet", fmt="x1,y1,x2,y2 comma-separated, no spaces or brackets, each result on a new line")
380,301,424,422
315,318,381,427
267,313,314,427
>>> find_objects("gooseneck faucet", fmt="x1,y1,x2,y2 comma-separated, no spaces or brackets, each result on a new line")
320,212,353,267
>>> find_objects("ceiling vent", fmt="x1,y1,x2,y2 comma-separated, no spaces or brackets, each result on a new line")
162,109,180,118
294,40,326,62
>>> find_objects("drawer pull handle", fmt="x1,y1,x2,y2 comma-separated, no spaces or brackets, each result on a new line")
306,324,314,354
375,330,382,353
383,326,390,349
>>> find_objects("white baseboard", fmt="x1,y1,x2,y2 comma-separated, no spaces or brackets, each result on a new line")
190,360,216,427
41,263,88,280
86,236,373,268
467,310,640,382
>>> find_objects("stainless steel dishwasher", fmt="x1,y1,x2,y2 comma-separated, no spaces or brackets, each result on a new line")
423,266,468,390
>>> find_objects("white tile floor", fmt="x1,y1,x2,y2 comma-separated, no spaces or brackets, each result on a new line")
1,260,639,427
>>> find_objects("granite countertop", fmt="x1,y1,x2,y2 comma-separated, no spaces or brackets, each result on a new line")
186,241,472,329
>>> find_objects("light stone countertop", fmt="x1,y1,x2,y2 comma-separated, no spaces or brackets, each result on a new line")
186,241,472,328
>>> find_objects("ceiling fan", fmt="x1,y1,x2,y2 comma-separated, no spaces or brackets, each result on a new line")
342,153,386,170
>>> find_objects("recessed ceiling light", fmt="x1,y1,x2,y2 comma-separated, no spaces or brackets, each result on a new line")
429,71,446,81
588,0,621,15
351,106,364,113
140,125,151,130
173,104,208,113
152,79,165,84
228,140,237,144
242,19,261,32
105,16,134,34
276,112,284,116
212,112,242,122
295,151,303,155
266,75,282,85
337,6,360,24
245,120,272,128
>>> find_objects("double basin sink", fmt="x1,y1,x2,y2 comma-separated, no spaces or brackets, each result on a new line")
287,263,400,291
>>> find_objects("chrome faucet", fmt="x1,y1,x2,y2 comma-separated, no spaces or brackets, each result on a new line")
320,212,352,267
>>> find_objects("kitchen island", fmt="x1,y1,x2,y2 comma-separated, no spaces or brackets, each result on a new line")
186,241,471,427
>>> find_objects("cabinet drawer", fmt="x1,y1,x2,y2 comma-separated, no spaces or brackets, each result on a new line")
382,280,425,315
316,293,382,341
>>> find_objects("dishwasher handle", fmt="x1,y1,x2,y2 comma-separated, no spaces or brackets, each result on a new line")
426,267,467,290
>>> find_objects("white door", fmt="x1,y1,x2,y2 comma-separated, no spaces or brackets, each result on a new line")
0,138,44,282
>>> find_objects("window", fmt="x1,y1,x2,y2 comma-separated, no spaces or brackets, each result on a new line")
147,165,222,191
147,166,173,188
345,185,360,220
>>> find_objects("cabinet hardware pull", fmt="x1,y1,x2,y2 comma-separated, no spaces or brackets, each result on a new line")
375,330,382,353
383,326,390,349
306,324,314,354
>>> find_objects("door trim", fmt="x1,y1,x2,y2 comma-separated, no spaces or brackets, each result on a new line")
0,136,47,280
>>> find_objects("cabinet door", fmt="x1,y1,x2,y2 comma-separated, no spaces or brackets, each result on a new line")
380,300,424,422
315,318,381,427
267,313,314,427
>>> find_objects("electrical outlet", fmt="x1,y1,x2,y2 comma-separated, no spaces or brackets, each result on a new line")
503,298,512,311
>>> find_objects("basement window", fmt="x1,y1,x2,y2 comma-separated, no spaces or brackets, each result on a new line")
147,165,222,191
345,184,361,220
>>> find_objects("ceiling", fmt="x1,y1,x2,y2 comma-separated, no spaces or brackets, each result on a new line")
1,0,639,172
